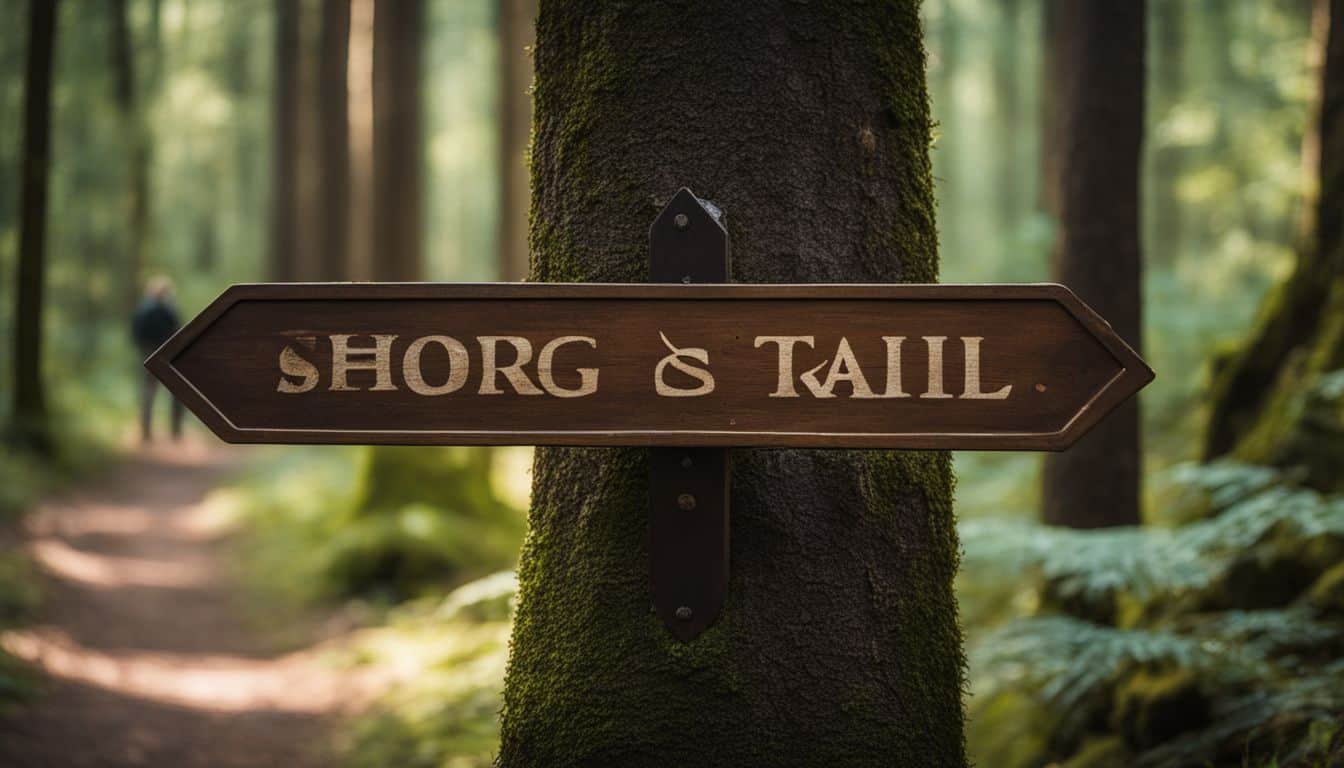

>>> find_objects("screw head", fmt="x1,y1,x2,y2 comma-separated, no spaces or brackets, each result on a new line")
675,605,693,620
673,213,690,229
680,456,693,469
677,493,697,511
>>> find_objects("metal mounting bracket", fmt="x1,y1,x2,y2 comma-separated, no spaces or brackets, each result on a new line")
648,188,730,641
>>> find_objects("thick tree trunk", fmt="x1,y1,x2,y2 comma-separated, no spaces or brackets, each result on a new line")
9,0,58,453
1041,2,1146,528
318,0,350,281
498,3,964,766
371,0,422,281
496,0,536,282
270,0,301,282
1202,0,1344,491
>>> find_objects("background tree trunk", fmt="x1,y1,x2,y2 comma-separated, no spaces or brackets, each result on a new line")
1146,0,1187,267
269,0,301,282
317,0,350,281
496,0,536,281
371,0,422,281
932,0,962,264
994,0,1023,235
1202,0,1344,491
1041,1,1146,528
498,3,964,766
1038,0,1066,220
110,0,144,309
9,0,59,453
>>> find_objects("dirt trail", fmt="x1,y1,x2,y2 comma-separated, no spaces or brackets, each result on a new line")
0,441,376,767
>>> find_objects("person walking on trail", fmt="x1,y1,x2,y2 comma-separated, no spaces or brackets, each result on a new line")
131,276,184,442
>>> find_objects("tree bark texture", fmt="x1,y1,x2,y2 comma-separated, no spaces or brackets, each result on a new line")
372,0,423,281
1202,0,1344,491
1041,1,1146,529
318,0,351,281
9,0,58,452
270,0,301,282
498,3,964,766
496,0,536,281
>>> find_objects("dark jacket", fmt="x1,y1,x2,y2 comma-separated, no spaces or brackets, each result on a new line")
131,297,181,352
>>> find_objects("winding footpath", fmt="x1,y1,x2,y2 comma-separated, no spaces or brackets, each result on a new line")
0,442,376,767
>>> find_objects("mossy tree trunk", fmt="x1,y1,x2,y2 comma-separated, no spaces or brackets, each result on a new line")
1040,1,1146,528
498,3,964,766
9,0,59,454
1202,0,1344,491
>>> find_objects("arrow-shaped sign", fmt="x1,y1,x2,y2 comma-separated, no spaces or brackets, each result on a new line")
146,282,1151,450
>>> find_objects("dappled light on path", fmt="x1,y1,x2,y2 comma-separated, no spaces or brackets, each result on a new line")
0,442,389,768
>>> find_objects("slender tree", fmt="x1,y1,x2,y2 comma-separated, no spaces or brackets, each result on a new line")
496,0,536,281
1203,0,1344,491
1147,0,1187,267
1039,0,1066,220
371,0,422,281
933,0,962,262
498,3,963,765
270,0,301,281
109,0,158,308
1040,2,1146,528
9,0,59,453
994,0,1023,235
318,0,351,280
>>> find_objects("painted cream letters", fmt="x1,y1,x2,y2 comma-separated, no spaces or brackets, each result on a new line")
537,336,599,398
655,332,715,397
403,335,469,396
279,332,1010,402
753,334,1010,400
330,334,398,391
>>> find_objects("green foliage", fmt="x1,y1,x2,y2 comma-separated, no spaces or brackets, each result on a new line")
0,551,41,623
0,548,40,710
963,460,1344,767
227,447,527,605
336,572,515,768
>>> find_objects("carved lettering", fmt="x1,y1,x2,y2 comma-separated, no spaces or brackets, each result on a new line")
276,335,319,393
920,336,953,399
537,336,599,398
754,336,814,397
478,336,543,395
403,335,469,396
960,336,1012,400
655,332,715,397
330,334,398,391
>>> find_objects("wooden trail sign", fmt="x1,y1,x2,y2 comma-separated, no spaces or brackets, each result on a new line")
149,282,1155,451
147,282,1151,451
146,188,1153,642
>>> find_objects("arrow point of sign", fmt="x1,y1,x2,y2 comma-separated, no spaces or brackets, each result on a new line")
1042,283,1155,451
144,284,253,444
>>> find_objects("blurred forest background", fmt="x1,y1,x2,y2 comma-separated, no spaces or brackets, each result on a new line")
1,0,1343,766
